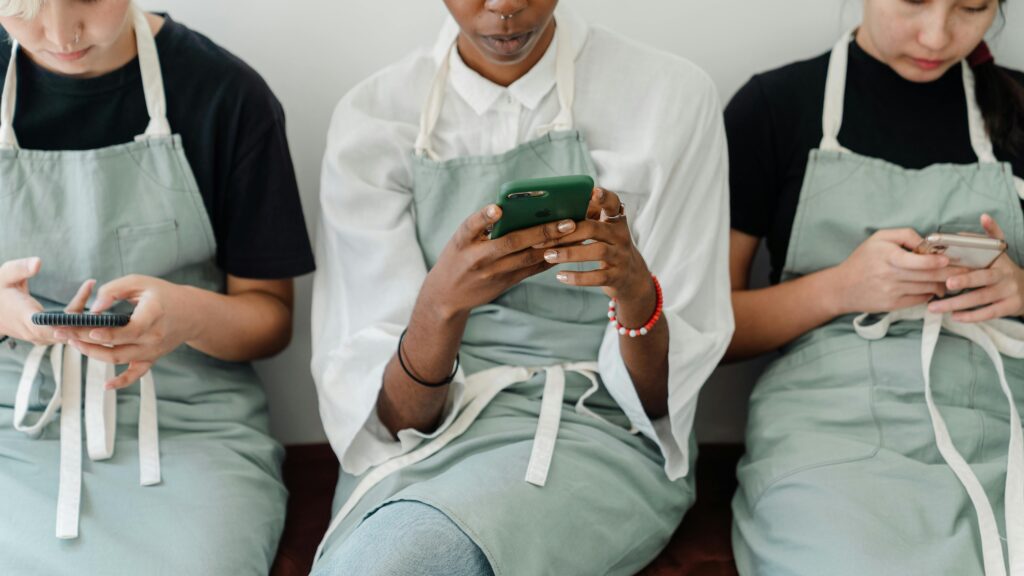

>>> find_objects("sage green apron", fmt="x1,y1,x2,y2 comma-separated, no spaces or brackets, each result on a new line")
733,31,1024,576
0,8,285,575
314,24,693,576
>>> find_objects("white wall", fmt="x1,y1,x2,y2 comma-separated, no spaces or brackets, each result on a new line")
138,0,1024,445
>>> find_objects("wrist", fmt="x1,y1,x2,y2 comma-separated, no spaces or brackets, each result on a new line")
174,284,206,344
816,266,849,317
612,274,659,331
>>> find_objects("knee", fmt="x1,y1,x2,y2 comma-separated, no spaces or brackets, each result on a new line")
313,501,492,576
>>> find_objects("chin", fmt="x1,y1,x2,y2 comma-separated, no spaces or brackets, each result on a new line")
893,62,954,84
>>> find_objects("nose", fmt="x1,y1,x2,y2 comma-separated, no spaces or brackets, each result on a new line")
39,2,81,51
484,0,528,20
917,6,953,53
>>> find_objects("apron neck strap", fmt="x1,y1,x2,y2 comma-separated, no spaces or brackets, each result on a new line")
0,4,170,151
131,5,171,141
415,21,575,160
820,27,997,164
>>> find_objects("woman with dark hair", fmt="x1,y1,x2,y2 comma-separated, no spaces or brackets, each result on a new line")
727,0,1024,574
311,1,733,574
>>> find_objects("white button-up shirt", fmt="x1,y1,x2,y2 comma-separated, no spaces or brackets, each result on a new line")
312,6,734,481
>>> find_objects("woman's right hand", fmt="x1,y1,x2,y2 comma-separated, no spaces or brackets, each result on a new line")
0,257,94,346
827,229,966,315
419,204,578,319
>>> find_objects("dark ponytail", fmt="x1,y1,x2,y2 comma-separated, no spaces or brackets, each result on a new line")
974,0,1024,154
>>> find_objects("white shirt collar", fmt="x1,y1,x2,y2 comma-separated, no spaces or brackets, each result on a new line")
431,4,589,116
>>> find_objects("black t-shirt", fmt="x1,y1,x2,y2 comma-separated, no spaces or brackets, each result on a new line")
0,15,315,280
726,39,1024,284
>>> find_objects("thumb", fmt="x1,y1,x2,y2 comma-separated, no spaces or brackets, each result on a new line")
0,257,41,287
981,213,1006,241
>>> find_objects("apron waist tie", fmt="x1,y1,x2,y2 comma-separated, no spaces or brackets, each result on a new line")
855,305,1024,576
12,343,162,539
315,360,608,561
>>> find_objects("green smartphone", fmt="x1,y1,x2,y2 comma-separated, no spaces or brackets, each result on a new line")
489,175,594,240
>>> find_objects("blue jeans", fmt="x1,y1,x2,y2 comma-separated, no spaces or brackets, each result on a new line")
312,501,494,576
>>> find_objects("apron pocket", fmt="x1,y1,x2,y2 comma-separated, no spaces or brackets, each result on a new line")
117,220,180,278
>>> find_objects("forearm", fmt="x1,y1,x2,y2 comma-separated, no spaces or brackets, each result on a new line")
616,283,670,419
725,267,842,362
376,291,469,438
179,284,293,362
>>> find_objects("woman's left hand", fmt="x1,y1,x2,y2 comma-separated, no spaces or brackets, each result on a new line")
928,214,1024,322
541,187,653,303
55,275,197,389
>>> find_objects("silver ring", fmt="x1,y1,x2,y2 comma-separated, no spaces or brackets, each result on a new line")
606,202,626,222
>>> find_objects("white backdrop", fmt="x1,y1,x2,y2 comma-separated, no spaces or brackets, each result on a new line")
136,0,1024,445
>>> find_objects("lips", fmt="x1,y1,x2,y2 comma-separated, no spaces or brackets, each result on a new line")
479,30,536,57
50,48,91,62
911,57,944,71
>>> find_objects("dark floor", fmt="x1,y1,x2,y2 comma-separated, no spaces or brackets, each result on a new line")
270,443,743,576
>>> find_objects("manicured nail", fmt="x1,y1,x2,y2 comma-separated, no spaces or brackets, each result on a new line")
556,273,569,283
596,188,606,201
486,205,498,218
544,250,558,262
557,220,575,233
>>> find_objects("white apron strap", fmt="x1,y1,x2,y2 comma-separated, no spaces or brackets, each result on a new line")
525,364,565,486
962,61,998,165
138,370,161,485
85,358,116,460
13,344,61,436
415,20,575,159
55,344,83,540
131,5,171,140
0,40,21,150
820,30,856,153
854,307,1024,576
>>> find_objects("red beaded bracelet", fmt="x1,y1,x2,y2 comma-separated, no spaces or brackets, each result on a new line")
608,275,663,338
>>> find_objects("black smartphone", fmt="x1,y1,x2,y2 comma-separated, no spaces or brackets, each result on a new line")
31,312,132,328
489,175,594,239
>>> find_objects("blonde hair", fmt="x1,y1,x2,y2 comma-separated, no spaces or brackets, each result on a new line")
0,0,42,19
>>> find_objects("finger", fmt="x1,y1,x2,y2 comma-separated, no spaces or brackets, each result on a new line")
67,339,145,366
877,228,926,252
893,294,938,310
594,187,623,221
505,261,554,286
888,249,950,271
585,188,603,220
457,205,502,246
897,281,948,297
555,269,611,287
0,257,41,287
92,275,151,313
951,300,1017,323
489,248,552,276
981,213,1006,241
897,266,970,283
543,219,621,249
105,361,153,391
64,279,97,314
928,285,1003,314
495,218,577,255
945,268,1004,292
543,242,613,266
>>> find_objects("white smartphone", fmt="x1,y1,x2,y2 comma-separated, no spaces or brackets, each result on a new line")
914,233,1007,269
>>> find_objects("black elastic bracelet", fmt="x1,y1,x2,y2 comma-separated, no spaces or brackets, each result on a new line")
397,328,459,388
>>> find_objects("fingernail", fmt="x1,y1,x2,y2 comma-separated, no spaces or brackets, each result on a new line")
556,273,568,283
557,220,575,233
596,188,605,201
53,330,67,341
544,250,558,262
486,205,498,218
90,330,107,342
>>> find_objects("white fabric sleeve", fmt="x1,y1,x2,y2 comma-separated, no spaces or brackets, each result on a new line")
597,71,735,481
310,72,466,477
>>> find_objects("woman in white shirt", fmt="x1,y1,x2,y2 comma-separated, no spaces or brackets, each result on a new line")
311,1,733,573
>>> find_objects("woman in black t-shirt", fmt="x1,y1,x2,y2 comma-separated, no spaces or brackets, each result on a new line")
0,1,313,574
727,1,1024,574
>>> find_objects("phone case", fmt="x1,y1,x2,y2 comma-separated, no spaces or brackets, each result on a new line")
489,175,594,239
31,312,132,328
915,233,1007,269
